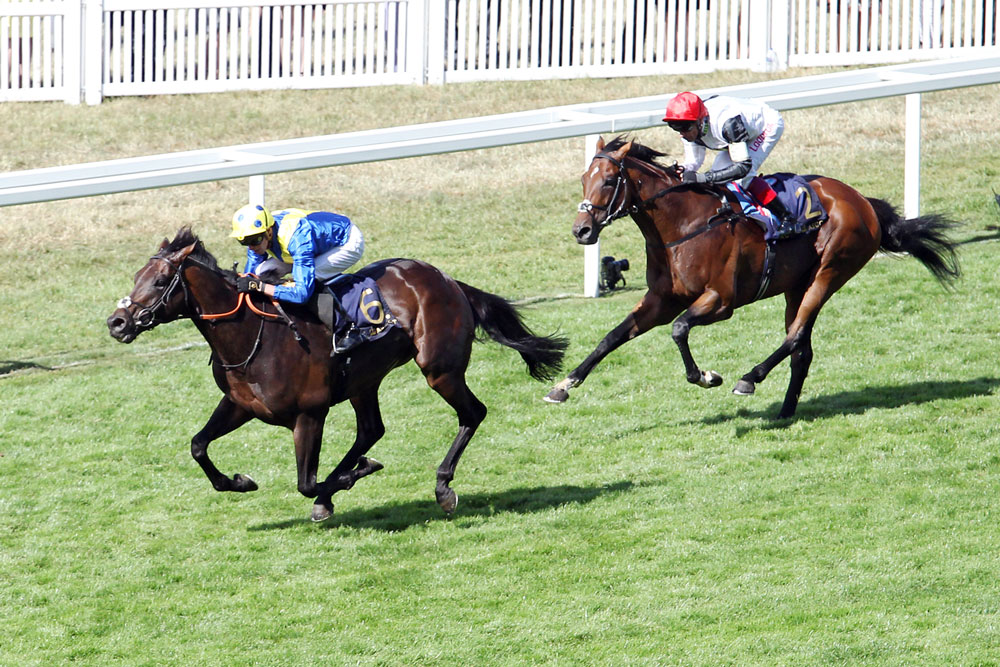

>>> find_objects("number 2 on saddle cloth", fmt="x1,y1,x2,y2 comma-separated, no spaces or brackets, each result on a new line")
728,173,828,242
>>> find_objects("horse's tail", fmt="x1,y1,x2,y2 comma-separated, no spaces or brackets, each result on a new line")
867,197,961,286
457,281,568,382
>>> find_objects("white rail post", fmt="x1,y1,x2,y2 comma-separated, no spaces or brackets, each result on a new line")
249,175,266,207
424,0,446,84
904,93,922,219
769,0,791,71
406,0,430,84
749,0,775,72
82,0,103,105
583,134,601,298
64,0,83,104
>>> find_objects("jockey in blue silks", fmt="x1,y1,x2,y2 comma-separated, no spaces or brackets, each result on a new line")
230,204,366,352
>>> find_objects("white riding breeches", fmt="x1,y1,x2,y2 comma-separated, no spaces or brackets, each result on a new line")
256,223,365,281
314,223,365,281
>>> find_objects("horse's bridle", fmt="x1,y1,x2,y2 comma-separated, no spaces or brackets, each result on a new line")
116,253,299,362
577,153,635,230
116,255,192,331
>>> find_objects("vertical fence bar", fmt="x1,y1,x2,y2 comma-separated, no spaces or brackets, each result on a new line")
249,175,266,208
144,9,153,82
583,133,601,297
904,92,921,218
1,15,8,93
323,3,333,76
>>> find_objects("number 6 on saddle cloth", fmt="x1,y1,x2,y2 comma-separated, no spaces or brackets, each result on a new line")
315,274,399,353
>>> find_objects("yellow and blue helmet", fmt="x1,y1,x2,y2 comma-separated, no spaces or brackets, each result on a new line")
230,204,274,240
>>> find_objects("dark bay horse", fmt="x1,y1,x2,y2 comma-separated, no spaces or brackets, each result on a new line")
107,227,566,521
544,136,960,418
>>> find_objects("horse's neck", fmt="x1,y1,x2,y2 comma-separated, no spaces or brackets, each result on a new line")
637,186,720,247
630,172,684,237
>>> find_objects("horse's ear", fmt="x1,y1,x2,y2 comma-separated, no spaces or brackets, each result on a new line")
596,136,606,152
159,238,170,249
620,141,633,157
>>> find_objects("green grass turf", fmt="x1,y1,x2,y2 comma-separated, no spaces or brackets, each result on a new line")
2,69,1000,665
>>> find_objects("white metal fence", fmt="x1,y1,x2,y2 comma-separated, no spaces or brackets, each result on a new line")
1,0,998,103
3,55,999,295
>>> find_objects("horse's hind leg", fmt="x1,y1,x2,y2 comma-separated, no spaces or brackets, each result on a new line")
426,370,487,514
780,327,814,418
190,397,259,493
735,276,829,418
733,283,809,396
311,389,387,522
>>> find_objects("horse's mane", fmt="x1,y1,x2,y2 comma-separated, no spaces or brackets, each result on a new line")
166,226,235,280
604,135,674,173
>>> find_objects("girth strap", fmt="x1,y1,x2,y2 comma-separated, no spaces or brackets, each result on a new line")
754,242,777,303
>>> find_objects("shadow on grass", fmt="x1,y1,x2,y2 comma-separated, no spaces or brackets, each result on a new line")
248,480,635,532
957,229,1000,246
0,360,53,376
699,376,1000,433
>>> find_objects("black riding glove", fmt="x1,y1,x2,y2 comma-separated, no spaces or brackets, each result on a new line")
236,275,265,293
681,170,706,184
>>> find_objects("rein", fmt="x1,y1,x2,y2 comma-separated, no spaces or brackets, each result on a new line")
661,213,735,249
197,291,282,321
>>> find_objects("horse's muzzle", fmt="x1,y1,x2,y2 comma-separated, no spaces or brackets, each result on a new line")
572,213,601,245
107,308,138,343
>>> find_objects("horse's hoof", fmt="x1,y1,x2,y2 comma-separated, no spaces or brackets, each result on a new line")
311,500,334,522
733,379,756,396
543,387,568,403
697,370,723,388
360,456,384,473
232,473,258,492
436,487,458,515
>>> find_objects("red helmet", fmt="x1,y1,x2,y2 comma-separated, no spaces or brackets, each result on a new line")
663,92,707,123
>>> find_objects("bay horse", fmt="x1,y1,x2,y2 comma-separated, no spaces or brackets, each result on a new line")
544,136,960,418
107,227,566,521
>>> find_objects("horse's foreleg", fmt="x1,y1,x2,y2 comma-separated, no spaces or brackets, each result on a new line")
427,372,487,515
191,397,258,493
671,290,731,389
544,293,676,403
311,390,386,522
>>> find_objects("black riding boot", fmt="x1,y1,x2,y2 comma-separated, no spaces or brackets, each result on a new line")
334,324,366,354
326,287,365,355
766,198,800,238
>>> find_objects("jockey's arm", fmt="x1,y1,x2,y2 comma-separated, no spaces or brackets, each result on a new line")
244,247,266,274
703,116,754,185
682,141,706,173
270,229,317,304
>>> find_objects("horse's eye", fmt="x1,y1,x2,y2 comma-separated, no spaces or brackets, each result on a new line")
154,276,169,287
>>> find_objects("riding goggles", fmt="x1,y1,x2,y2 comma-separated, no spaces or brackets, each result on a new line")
239,233,267,247
667,120,697,133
